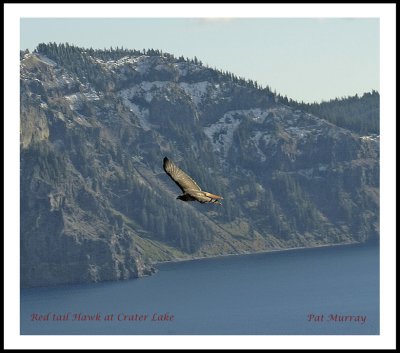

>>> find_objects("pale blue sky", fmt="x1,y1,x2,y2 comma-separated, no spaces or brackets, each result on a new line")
20,17,379,103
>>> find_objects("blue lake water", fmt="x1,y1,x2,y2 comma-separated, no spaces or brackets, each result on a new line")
20,243,379,335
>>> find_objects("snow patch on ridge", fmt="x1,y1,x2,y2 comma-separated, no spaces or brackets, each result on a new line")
204,112,241,156
179,81,211,105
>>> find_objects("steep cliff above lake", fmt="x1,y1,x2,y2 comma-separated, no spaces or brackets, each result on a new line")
20,44,379,287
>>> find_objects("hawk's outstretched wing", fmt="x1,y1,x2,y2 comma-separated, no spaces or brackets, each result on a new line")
163,157,201,193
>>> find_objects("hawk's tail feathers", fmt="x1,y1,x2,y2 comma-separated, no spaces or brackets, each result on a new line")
204,192,223,200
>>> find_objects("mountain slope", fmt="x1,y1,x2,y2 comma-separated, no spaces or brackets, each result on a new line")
20,44,379,287
286,91,380,135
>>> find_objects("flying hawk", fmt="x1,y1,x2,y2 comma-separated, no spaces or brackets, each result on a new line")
163,157,223,205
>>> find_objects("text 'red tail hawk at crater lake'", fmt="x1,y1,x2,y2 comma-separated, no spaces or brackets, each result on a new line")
163,157,223,205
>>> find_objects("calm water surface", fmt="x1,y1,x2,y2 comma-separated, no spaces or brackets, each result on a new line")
21,244,379,335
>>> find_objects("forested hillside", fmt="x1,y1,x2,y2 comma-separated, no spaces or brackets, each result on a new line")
282,91,379,135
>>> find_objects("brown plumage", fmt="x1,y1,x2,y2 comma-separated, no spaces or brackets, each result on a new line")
163,157,223,205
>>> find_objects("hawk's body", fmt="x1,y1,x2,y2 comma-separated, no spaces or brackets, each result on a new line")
163,157,223,205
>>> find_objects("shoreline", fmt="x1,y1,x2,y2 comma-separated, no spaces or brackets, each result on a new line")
152,241,366,266
21,241,376,289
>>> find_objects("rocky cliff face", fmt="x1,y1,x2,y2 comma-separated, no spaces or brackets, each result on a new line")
20,46,379,287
